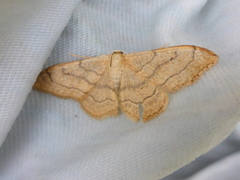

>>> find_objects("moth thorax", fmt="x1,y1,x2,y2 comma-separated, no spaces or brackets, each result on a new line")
110,51,124,92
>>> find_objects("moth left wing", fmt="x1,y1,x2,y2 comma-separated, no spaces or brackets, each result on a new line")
34,55,112,99
34,55,119,119
79,67,119,119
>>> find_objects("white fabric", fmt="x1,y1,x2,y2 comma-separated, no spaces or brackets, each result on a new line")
163,127,240,180
0,0,240,179
187,151,240,180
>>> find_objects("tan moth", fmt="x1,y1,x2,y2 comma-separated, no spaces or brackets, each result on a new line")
33,45,218,122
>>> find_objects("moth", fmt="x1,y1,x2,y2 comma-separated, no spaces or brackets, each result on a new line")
33,45,218,122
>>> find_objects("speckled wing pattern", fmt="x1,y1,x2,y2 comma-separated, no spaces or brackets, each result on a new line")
33,45,218,122
119,64,168,122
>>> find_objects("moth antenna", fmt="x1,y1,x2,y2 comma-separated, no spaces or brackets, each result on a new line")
160,44,170,48
69,54,92,59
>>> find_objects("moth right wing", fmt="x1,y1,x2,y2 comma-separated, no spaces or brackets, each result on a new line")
119,64,168,122
125,46,218,93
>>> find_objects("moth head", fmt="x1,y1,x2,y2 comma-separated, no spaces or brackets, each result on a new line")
112,50,124,54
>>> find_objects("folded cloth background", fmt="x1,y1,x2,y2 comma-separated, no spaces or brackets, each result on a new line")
0,0,239,179
187,150,240,180
163,128,240,180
